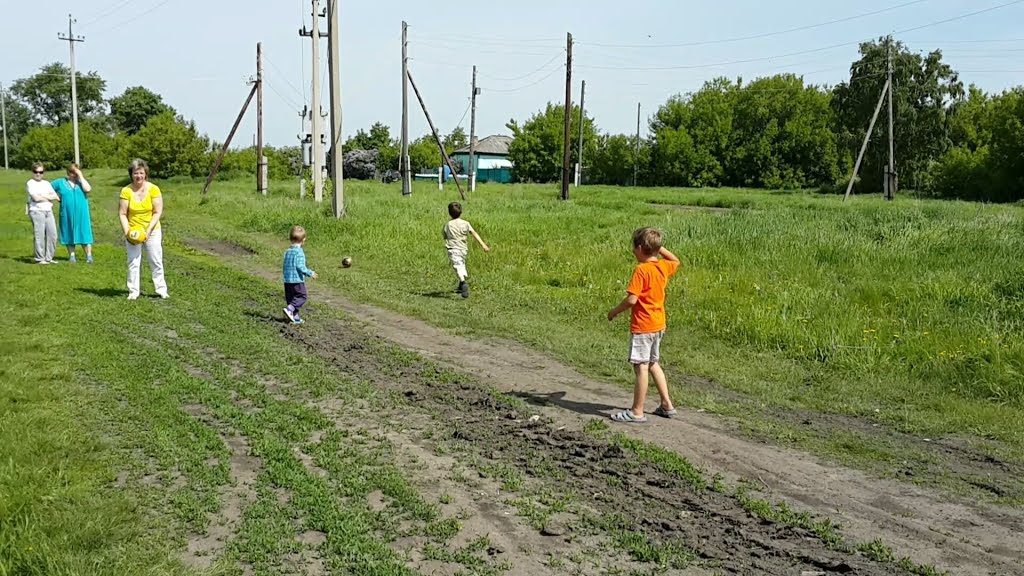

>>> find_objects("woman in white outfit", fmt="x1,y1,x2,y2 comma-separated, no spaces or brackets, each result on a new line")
118,159,168,300
26,162,60,264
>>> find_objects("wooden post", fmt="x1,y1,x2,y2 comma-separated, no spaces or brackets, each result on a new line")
203,84,257,195
560,32,573,200
256,42,266,195
406,69,465,200
469,65,479,192
844,77,890,202
401,21,411,196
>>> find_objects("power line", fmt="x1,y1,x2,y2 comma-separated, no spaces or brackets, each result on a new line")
415,33,562,46
415,41,558,58
478,52,564,82
93,0,175,34
80,0,135,27
482,65,564,93
299,0,307,101
264,55,305,100
266,80,303,109
579,0,932,49
577,0,1024,72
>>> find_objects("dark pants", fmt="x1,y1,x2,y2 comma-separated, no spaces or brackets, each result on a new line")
284,282,308,312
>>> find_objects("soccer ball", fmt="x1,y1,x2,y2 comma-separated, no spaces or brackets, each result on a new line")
127,226,147,245
341,256,352,268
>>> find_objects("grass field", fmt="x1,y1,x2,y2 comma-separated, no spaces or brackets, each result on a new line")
173,173,1024,456
1,166,1020,574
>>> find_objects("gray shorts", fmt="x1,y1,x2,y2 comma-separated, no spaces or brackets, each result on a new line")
629,330,665,365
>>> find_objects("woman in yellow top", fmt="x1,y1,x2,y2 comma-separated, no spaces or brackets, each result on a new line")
118,159,168,300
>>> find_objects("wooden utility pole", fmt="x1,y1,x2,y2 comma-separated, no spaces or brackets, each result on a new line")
327,0,344,216
299,0,325,202
634,102,641,186
1,82,8,170
469,65,479,192
560,32,573,201
57,14,84,166
885,36,896,201
406,69,465,200
401,21,412,196
203,84,258,195
844,77,891,202
575,79,585,186
256,42,266,195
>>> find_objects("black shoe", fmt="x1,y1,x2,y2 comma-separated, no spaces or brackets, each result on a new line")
459,281,469,299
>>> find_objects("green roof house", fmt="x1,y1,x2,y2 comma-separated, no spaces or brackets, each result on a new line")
451,135,513,184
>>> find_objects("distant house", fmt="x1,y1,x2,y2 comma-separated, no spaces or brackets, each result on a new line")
451,135,513,184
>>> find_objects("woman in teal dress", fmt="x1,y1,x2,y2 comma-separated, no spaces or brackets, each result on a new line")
52,164,94,263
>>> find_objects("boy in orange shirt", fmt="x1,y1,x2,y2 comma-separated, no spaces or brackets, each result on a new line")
607,227,680,423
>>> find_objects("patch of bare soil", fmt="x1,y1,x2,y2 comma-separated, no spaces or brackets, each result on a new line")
179,405,262,570
184,237,256,257
650,202,734,213
202,245,1024,576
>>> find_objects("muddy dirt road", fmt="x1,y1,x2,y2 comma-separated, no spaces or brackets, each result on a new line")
192,241,1024,576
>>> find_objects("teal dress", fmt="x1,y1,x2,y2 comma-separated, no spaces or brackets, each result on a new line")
52,178,93,246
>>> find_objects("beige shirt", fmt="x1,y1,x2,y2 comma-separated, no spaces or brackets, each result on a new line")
442,218,475,252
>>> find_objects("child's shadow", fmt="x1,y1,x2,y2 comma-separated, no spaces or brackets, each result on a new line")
243,310,289,324
511,391,619,418
418,291,454,299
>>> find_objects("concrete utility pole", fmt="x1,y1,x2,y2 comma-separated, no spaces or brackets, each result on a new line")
844,77,891,202
327,0,344,216
575,79,585,186
406,69,465,200
256,42,266,195
401,21,412,196
634,102,641,186
560,32,573,201
1,82,8,170
885,35,896,201
469,65,480,192
299,0,325,202
58,14,84,166
298,105,310,198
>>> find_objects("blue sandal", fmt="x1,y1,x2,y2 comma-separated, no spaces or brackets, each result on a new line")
611,410,647,423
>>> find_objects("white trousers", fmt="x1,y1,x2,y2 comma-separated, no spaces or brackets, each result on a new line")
126,227,167,298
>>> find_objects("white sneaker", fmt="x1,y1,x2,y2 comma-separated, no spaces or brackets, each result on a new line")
283,307,296,322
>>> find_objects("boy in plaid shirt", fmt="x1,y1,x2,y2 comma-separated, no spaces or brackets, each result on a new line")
282,226,317,324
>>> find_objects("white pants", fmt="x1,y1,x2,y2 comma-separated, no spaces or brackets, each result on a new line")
126,227,167,298
447,249,468,282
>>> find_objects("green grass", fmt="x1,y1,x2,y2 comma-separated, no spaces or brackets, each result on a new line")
139,172,1022,461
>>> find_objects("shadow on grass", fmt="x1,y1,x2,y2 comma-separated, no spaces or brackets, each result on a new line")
418,291,456,299
75,287,128,298
510,390,621,418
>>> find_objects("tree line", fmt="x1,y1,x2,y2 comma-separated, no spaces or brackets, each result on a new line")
509,38,1023,202
3,37,1021,201
1,62,300,180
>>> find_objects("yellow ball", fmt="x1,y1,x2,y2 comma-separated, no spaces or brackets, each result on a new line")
127,226,147,245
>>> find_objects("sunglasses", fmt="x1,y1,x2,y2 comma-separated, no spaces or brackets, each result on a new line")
33,170,44,175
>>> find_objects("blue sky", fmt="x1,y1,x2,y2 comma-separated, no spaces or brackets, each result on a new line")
4,0,1022,148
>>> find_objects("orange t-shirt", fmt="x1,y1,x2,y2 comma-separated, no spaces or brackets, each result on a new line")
627,259,680,334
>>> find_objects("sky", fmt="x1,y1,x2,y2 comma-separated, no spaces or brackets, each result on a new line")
3,0,1023,149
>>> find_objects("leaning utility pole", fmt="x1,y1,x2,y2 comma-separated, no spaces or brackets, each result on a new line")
844,77,891,202
401,21,412,196
299,0,325,202
575,79,585,186
469,65,480,192
634,102,641,186
885,36,896,201
58,14,84,166
406,69,465,200
202,83,258,196
326,0,344,216
256,42,266,195
1,82,8,170
560,32,573,201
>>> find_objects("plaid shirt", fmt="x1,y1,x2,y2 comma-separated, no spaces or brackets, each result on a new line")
282,245,314,284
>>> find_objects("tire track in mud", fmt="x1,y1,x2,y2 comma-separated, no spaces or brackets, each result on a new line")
280,318,909,576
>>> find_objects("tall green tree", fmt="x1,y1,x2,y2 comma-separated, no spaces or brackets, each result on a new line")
649,79,735,186
109,86,173,135
408,134,441,173
832,38,963,191
589,134,650,186
345,122,399,171
506,103,597,183
444,126,468,153
129,112,211,178
14,123,118,169
10,63,107,126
